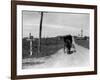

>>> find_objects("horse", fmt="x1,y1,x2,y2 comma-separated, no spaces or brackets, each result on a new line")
63,35,73,54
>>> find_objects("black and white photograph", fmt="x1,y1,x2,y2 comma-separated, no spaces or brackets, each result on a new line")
22,11,90,69
11,1,97,79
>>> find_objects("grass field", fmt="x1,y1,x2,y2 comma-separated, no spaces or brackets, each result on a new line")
22,36,89,59
22,37,64,59
74,37,89,49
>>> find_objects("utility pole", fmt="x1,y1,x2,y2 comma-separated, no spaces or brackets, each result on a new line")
81,29,83,37
38,12,43,56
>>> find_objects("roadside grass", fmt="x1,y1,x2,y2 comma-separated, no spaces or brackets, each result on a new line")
74,38,89,49
22,37,63,59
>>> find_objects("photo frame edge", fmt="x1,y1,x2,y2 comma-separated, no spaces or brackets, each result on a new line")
11,1,97,80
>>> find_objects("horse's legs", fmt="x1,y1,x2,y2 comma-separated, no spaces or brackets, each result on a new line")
64,44,66,53
69,47,71,54
67,47,71,54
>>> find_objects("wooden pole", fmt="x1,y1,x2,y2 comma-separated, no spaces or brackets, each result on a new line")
38,12,43,56
81,29,83,37
29,33,32,56
30,39,32,56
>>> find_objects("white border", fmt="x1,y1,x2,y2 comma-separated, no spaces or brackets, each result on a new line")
17,5,94,75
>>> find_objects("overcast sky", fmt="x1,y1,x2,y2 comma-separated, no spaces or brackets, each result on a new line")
22,11,90,38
